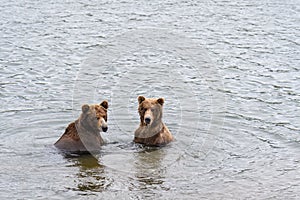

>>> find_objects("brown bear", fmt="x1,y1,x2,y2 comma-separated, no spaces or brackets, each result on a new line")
134,96,174,146
54,100,108,153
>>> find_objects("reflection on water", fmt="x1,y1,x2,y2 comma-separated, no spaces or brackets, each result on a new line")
65,154,110,194
61,147,171,197
66,154,102,169
134,148,166,177
133,148,166,192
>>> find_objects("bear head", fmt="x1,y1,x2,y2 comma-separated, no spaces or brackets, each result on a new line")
79,100,108,132
137,96,164,126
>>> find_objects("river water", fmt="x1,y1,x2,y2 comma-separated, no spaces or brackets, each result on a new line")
0,0,299,199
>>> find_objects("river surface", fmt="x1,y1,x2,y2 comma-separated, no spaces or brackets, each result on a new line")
0,0,299,199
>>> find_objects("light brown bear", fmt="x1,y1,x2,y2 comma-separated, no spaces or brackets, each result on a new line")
54,101,108,153
134,96,173,146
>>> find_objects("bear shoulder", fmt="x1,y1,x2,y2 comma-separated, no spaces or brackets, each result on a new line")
63,121,80,140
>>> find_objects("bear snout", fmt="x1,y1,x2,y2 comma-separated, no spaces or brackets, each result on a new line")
102,126,108,132
99,118,108,132
145,117,151,124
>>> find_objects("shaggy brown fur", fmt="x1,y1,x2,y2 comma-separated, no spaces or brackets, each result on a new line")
54,101,108,153
134,96,173,146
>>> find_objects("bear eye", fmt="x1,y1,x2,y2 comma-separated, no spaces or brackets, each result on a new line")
96,117,100,120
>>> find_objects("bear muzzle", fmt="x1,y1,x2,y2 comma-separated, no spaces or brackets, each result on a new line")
102,126,108,132
145,117,151,125
99,118,108,132
144,109,153,125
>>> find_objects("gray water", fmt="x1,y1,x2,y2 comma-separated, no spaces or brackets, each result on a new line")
0,0,299,199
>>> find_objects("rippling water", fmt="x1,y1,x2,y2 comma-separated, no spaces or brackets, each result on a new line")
0,0,299,199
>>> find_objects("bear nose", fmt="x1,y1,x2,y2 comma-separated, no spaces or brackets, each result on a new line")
102,126,108,132
145,117,151,124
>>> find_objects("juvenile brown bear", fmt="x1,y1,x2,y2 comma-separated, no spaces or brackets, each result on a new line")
134,96,174,146
54,101,108,153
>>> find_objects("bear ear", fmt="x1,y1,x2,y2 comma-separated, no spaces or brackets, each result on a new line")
138,96,145,104
157,98,164,106
82,104,90,113
100,100,108,109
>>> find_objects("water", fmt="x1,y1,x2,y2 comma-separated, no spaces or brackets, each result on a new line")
0,0,299,199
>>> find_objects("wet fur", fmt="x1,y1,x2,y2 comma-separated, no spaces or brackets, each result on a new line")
54,101,108,153
134,96,173,146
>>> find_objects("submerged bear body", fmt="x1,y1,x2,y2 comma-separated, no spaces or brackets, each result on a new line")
134,96,173,146
54,101,108,153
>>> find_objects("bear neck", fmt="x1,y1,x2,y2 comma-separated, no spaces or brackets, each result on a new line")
139,119,164,138
75,119,99,135
75,119,104,148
